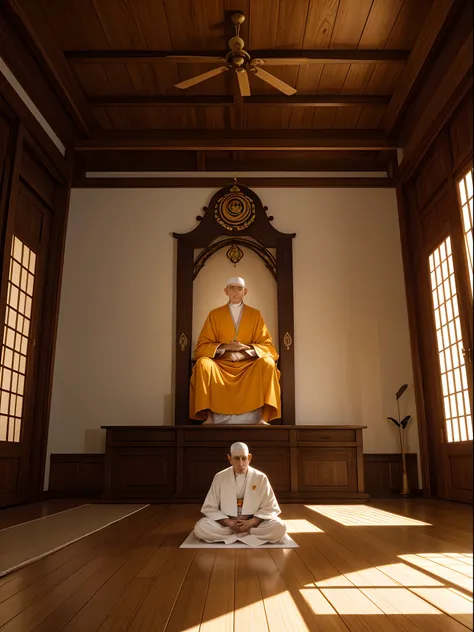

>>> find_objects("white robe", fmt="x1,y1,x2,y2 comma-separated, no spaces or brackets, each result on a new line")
194,466,286,546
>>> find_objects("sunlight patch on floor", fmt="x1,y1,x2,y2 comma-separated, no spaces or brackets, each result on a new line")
360,587,443,614
399,554,473,592
412,587,474,613
299,588,338,614
450,587,474,602
343,566,398,587
305,505,431,526
375,562,443,586
301,586,473,617
199,612,233,632
305,574,353,588
418,553,473,578
262,591,311,630
285,519,323,534
319,587,384,614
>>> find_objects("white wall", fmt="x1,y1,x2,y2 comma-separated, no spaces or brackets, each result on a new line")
45,186,420,486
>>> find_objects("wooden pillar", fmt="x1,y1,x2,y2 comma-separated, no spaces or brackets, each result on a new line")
175,240,194,424
276,238,296,425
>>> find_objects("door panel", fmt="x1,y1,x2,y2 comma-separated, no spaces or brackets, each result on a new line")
406,115,472,502
0,172,51,506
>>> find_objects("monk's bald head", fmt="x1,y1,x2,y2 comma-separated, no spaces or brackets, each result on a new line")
230,442,249,456
228,442,252,473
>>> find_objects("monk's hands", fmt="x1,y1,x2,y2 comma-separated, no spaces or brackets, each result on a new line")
218,342,253,362
219,518,242,532
234,517,260,533
228,351,245,362
219,342,252,352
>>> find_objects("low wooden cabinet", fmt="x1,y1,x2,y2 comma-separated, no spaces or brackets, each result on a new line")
102,425,368,502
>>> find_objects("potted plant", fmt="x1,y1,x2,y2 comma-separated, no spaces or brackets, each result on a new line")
387,384,412,496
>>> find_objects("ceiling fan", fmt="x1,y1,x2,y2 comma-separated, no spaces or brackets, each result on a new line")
172,13,297,97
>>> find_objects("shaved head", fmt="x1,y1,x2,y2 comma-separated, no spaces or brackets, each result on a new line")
230,442,249,456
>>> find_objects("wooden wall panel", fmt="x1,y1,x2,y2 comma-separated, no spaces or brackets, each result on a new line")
298,448,356,491
101,425,369,501
249,447,290,493
20,147,58,209
449,91,473,173
419,188,450,251
110,448,176,498
415,138,449,211
449,456,473,491
448,442,473,503
364,454,419,497
182,447,228,494
49,454,103,495
49,449,422,499
0,457,19,496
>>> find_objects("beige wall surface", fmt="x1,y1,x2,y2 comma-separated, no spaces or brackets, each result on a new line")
45,186,420,487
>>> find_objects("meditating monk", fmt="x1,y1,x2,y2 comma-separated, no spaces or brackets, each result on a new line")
194,442,287,546
190,277,281,424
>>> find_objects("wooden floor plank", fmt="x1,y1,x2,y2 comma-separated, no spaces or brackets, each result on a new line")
254,549,311,632
200,549,235,632
127,548,195,631
109,577,154,617
97,615,132,632
0,553,128,632
411,587,473,628
268,548,350,631
165,549,217,632
58,546,155,632
234,549,269,632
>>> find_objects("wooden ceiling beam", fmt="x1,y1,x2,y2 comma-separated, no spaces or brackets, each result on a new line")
5,0,95,137
64,49,410,65
75,133,398,152
382,0,457,133
74,176,394,189
88,95,391,108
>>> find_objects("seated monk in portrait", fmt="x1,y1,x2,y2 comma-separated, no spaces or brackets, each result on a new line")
190,276,281,425
194,442,287,546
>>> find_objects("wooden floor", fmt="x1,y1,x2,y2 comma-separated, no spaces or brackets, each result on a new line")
0,499,472,631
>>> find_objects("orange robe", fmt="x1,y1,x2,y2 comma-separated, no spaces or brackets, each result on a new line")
190,304,281,421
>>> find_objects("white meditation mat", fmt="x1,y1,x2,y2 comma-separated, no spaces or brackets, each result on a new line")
180,532,298,549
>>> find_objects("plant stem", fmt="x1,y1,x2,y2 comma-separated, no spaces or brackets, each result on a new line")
397,397,405,473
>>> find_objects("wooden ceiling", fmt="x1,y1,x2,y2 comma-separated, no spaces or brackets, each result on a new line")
3,0,462,177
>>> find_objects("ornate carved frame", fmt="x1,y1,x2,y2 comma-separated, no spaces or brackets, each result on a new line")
173,182,296,425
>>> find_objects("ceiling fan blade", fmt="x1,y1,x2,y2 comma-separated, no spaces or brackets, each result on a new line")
252,67,297,96
236,68,251,97
175,66,229,89
257,57,310,65
166,55,226,64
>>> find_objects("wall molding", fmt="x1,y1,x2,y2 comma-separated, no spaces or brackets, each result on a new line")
72,176,395,189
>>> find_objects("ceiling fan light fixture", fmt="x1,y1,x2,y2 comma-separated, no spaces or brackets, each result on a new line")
172,13,297,96
229,36,244,52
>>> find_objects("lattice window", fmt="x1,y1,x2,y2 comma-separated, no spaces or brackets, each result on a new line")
457,169,473,294
429,237,472,443
0,237,36,442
